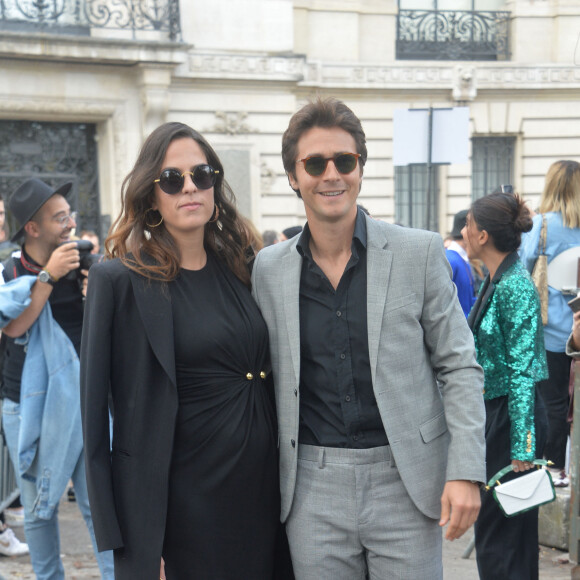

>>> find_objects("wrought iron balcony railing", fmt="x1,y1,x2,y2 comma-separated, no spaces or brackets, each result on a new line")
0,0,181,41
397,9,510,61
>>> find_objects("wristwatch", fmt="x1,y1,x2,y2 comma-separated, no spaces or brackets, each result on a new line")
38,270,56,286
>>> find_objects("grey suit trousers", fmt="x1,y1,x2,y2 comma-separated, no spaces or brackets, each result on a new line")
286,444,443,580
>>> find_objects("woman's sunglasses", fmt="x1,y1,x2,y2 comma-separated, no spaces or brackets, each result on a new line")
299,153,361,177
154,165,219,194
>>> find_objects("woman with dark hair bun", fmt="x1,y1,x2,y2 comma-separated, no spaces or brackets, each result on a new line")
462,191,548,580
80,122,280,579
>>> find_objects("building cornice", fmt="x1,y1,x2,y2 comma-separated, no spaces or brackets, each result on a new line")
0,97,118,118
0,31,189,66
186,52,305,82
2,35,580,92
184,52,580,90
302,62,580,90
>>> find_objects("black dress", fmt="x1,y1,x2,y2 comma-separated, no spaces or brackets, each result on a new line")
162,252,279,579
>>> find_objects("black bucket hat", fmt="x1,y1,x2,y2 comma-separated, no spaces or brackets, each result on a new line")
8,178,73,242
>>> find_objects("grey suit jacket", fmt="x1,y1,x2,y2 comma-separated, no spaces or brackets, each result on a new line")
252,215,486,521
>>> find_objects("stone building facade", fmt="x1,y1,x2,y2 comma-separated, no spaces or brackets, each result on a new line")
0,0,579,239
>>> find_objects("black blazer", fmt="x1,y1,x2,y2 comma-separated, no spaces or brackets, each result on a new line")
80,258,178,579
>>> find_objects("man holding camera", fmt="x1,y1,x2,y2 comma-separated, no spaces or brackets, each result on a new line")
0,178,113,579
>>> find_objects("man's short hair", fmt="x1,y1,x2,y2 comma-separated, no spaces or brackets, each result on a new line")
450,209,469,240
262,230,279,247
282,97,367,197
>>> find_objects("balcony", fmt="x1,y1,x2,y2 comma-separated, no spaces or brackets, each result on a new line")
397,9,510,61
0,0,181,41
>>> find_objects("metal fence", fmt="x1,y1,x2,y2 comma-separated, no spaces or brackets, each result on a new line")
0,0,181,40
397,9,510,61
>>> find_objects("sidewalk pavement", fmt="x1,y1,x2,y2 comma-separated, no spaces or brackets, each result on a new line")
0,496,575,579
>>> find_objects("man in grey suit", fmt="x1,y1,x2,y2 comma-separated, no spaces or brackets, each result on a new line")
251,98,486,579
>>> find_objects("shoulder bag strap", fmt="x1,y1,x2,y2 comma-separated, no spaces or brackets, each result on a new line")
538,214,547,256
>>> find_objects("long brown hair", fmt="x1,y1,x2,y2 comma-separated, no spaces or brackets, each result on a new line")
106,122,250,285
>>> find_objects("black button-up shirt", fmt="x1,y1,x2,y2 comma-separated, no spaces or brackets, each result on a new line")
297,209,388,448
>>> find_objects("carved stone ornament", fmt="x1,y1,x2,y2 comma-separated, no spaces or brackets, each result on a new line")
452,65,477,102
189,53,304,82
208,111,256,135
260,161,276,193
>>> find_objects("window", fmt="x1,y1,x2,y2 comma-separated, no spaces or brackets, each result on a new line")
395,165,439,231
0,120,103,238
471,137,515,199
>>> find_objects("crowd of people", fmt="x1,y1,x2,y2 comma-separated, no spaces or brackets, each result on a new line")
0,98,577,580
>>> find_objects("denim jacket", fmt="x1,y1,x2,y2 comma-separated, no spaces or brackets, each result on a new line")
0,275,82,519
519,211,580,352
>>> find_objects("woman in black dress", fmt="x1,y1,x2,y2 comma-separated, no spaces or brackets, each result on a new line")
80,122,280,579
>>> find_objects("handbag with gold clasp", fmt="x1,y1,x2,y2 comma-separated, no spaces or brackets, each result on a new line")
485,459,556,517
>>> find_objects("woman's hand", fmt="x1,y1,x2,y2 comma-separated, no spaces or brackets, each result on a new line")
511,460,534,472
160,557,166,580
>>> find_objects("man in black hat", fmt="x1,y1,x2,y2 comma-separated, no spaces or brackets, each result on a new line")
0,178,114,579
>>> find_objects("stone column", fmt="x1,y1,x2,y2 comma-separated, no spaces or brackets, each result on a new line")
138,65,173,137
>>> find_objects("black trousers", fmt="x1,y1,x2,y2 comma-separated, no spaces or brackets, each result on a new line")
537,350,572,469
474,392,547,580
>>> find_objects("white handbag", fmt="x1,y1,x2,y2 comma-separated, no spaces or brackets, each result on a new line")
486,459,556,517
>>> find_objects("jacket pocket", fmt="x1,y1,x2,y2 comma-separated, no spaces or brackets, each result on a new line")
419,412,448,444
384,293,416,314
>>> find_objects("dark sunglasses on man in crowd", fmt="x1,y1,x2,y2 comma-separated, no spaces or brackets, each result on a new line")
299,152,361,177
154,164,220,194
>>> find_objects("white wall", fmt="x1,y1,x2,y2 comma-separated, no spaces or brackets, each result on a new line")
181,0,294,53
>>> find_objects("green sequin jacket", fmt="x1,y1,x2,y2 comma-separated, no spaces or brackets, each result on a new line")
468,252,548,461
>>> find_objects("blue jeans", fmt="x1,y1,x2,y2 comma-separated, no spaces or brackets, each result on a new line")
2,398,114,580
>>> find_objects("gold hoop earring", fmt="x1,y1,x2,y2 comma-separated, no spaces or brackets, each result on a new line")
208,204,220,224
145,208,163,228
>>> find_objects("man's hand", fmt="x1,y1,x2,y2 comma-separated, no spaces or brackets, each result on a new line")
44,241,80,281
439,480,481,541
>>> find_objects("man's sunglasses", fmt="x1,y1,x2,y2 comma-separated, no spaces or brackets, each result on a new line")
299,153,361,177
154,165,219,194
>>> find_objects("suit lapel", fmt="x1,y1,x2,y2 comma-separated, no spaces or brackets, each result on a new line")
281,242,303,386
365,217,392,385
129,269,176,386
